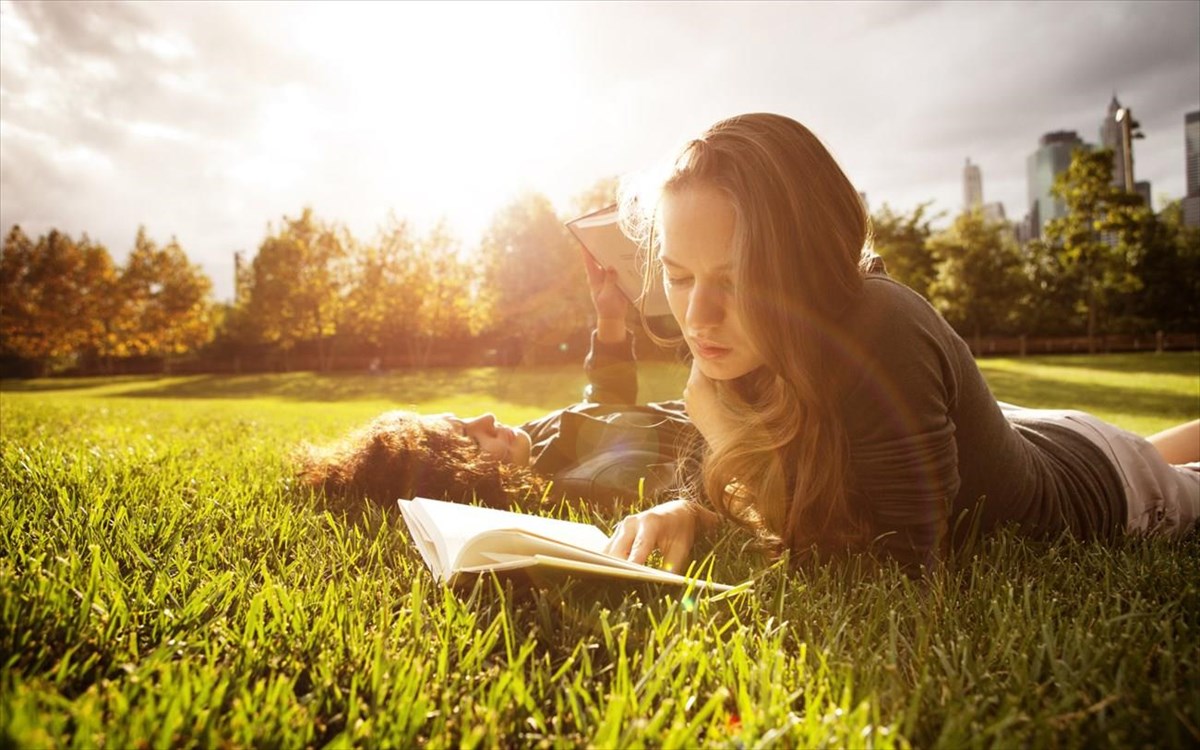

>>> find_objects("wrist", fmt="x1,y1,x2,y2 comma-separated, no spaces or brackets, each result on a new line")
596,318,627,344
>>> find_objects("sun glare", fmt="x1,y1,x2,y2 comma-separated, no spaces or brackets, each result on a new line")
279,2,585,243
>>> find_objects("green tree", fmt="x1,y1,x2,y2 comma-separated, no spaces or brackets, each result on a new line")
480,192,591,363
0,227,117,375
119,228,215,371
1016,239,1081,337
341,216,425,359
570,175,620,217
1044,148,1150,352
408,221,478,367
927,209,1028,353
342,218,479,367
1126,200,1200,334
870,202,939,299
242,208,349,371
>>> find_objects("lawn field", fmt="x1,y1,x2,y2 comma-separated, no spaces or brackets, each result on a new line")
2,352,1198,748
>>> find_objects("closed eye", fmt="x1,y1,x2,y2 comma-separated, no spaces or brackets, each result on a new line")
663,269,693,287
449,422,479,447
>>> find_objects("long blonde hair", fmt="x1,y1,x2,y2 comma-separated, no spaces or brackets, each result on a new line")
622,113,875,558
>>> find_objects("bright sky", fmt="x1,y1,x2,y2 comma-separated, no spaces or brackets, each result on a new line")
2,0,1198,301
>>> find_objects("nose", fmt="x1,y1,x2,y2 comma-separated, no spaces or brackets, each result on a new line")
467,413,497,435
686,281,727,332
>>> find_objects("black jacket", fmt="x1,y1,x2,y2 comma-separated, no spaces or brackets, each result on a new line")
519,332,698,509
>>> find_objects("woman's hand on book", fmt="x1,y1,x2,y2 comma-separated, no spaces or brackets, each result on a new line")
604,499,701,573
581,248,629,343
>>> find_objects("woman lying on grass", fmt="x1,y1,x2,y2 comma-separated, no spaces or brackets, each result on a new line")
296,253,700,514
603,112,1200,574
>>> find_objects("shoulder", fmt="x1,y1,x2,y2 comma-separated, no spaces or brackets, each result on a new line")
845,276,956,355
858,275,940,319
833,275,971,418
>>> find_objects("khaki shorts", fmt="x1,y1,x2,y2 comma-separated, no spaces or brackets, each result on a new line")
998,404,1199,538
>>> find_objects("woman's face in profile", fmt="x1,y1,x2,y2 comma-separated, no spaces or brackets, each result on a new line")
659,185,765,381
433,413,532,466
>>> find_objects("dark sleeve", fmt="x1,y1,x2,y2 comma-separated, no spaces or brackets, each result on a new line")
583,330,637,404
840,283,965,574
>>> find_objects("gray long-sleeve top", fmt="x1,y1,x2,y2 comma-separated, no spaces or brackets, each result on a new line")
835,275,1125,570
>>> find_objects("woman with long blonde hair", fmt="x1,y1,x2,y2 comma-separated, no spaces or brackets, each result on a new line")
604,112,1199,573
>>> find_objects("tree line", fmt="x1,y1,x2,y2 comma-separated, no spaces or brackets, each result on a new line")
872,147,1198,354
2,151,1197,377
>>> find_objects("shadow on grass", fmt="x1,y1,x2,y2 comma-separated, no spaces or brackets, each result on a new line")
0,375,158,393
3,367,594,409
982,369,1199,422
987,351,1199,375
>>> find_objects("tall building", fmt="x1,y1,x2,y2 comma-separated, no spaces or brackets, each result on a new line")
963,158,983,210
1135,180,1153,212
1185,110,1200,228
1100,95,1132,191
1027,130,1085,238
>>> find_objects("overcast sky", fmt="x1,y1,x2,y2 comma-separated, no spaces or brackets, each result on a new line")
2,0,1198,301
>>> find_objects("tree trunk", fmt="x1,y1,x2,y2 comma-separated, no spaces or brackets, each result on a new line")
1082,273,1097,354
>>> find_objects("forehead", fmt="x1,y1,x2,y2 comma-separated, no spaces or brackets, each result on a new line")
421,414,460,432
659,185,736,268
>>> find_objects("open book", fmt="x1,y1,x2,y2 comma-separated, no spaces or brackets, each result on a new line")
397,497,734,592
566,204,671,318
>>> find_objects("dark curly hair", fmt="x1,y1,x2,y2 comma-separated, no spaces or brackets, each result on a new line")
294,410,547,510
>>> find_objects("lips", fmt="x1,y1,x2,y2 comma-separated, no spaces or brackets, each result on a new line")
692,339,731,360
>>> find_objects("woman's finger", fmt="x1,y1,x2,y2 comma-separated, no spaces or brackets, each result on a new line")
580,248,605,284
661,534,691,574
604,517,638,559
627,527,653,565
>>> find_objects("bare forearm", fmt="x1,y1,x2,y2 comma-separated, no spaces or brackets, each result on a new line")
596,318,627,344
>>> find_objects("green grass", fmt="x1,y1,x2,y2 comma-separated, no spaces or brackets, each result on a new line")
2,352,1198,748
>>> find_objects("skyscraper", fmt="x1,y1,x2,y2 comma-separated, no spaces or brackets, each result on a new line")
1027,130,1085,238
963,158,983,210
1100,95,1131,191
1185,110,1200,228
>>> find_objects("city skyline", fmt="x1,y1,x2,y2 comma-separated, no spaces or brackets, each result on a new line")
2,1,1198,300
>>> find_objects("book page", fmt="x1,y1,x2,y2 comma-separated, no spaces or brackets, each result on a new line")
461,527,658,575
406,497,610,575
396,499,449,580
526,555,734,591
455,554,734,592
566,205,671,318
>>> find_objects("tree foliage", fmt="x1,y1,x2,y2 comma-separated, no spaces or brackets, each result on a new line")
870,202,939,299
570,175,620,217
0,227,117,374
118,227,215,368
342,216,425,354
1125,199,1200,334
928,210,1028,352
480,192,592,363
241,208,348,370
1044,148,1150,351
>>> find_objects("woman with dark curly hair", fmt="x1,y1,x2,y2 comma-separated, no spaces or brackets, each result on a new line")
296,251,699,514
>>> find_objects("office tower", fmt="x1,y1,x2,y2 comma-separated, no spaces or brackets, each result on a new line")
1185,110,1200,228
1100,95,1131,191
982,202,1007,223
963,158,983,210
1135,181,1152,212
1026,130,1085,238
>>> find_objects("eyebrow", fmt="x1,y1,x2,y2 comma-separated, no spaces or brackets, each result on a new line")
659,253,732,273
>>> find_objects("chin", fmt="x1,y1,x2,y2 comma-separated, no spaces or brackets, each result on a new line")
695,357,760,381
514,429,534,467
